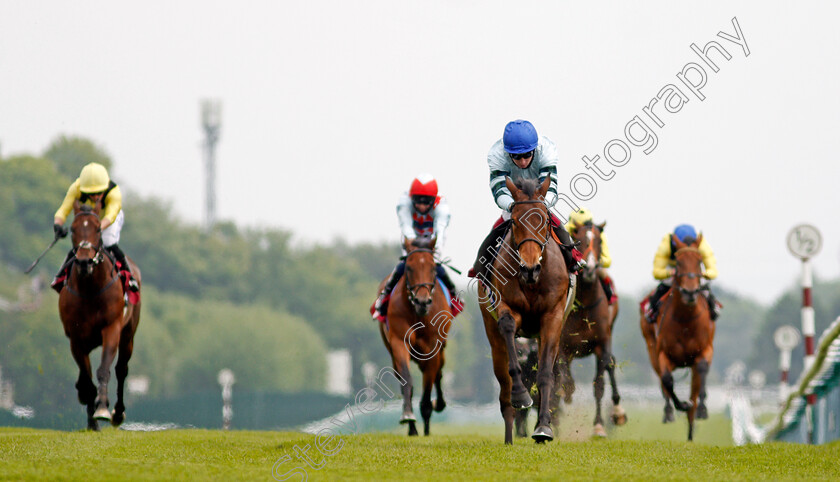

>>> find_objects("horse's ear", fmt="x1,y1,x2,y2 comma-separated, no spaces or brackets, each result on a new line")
72,200,82,215
504,177,520,199
404,237,413,252
672,233,687,250
429,236,437,250
598,221,606,232
695,232,703,246
538,175,551,198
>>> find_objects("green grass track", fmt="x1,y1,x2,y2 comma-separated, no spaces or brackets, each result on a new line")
1,427,838,481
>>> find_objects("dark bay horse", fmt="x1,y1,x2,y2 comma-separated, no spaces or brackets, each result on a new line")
557,221,626,437
639,234,714,441
378,236,450,436
478,177,574,444
58,204,141,430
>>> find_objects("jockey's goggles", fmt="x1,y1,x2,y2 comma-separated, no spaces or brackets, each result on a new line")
412,196,435,205
510,150,534,161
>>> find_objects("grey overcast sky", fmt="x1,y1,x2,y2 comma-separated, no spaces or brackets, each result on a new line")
2,1,839,305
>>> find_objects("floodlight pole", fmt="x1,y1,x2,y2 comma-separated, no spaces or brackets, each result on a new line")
201,100,221,232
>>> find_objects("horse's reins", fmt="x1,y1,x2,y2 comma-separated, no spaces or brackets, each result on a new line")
673,247,707,296
403,247,436,307
509,200,550,263
65,211,120,299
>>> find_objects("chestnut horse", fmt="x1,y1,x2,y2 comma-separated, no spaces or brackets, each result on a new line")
378,236,450,436
556,221,626,437
478,177,574,444
639,234,714,441
58,204,141,430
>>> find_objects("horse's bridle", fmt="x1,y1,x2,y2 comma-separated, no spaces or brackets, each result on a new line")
673,247,706,296
404,247,436,307
509,200,550,262
72,211,105,267
65,210,119,298
576,223,601,272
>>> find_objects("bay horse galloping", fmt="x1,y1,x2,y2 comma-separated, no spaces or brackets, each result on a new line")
58,204,141,430
556,221,626,437
639,234,714,441
478,177,574,444
378,236,450,436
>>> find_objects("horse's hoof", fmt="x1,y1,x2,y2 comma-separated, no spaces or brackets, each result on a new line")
531,425,554,443
676,400,693,412
434,399,446,412
111,410,125,427
407,421,419,436
400,411,417,424
663,408,675,424
511,390,533,410
93,407,112,422
592,423,607,438
696,404,708,420
611,406,628,426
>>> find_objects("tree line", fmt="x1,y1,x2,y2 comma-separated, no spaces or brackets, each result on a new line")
1,135,838,417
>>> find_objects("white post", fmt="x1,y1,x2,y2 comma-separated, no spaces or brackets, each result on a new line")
218,369,235,431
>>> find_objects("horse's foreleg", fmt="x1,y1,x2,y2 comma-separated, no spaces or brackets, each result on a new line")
606,352,627,425
659,353,691,413
94,322,121,422
498,313,531,410
389,341,417,435
419,358,441,436
111,336,134,427
532,331,561,443
592,346,607,437
70,340,98,431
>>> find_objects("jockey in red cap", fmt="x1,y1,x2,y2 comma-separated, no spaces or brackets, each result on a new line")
372,173,458,320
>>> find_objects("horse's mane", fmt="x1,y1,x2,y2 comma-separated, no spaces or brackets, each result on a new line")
513,178,540,198
411,236,435,250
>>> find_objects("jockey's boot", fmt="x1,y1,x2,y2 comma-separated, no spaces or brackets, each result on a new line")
50,249,75,293
436,264,457,293
600,275,614,304
469,220,510,280
705,289,721,321
373,264,404,320
107,244,139,292
551,224,585,274
645,282,670,323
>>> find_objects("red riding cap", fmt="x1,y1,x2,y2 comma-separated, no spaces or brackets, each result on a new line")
409,173,438,197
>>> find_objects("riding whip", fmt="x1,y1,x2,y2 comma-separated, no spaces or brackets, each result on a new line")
24,237,61,274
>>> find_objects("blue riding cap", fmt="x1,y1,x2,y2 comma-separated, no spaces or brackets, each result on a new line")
503,120,538,154
674,224,697,242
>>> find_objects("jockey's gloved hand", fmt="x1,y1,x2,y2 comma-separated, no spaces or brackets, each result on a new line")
53,223,68,239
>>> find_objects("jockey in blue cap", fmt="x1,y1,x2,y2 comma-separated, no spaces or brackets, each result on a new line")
643,224,721,323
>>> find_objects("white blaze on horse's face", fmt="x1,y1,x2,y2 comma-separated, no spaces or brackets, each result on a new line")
586,230,596,267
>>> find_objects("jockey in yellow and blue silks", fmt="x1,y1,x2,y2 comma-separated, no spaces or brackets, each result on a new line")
51,162,139,293
644,224,720,323
564,208,617,304
372,173,458,320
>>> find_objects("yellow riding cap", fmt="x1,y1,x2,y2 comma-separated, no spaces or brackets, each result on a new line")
79,162,110,193
568,207,593,226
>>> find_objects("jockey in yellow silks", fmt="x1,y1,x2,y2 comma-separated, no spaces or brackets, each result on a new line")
564,208,617,304
643,224,720,323
51,162,139,293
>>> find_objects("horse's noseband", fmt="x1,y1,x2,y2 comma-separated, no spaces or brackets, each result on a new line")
404,248,436,308
74,240,104,266
509,200,550,265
